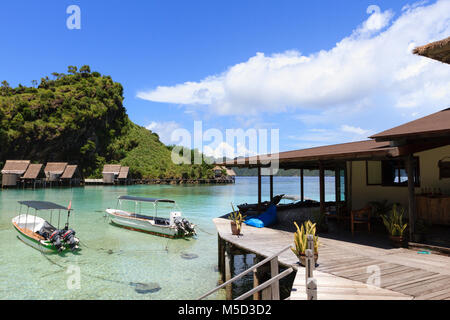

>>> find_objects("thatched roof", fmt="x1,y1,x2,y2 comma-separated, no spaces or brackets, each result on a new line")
44,162,68,175
102,164,121,174
118,166,129,179
61,165,78,179
413,36,450,64
22,164,44,179
226,168,236,176
1,160,30,174
213,166,224,171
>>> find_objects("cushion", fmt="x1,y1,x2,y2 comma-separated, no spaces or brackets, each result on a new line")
244,204,277,228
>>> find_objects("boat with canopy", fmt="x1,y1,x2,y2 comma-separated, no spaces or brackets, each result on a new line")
106,195,196,238
12,200,80,253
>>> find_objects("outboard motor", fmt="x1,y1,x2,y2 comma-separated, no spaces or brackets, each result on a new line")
49,230,64,252
174,218,187,235
61,229,78,252
181,218,196,235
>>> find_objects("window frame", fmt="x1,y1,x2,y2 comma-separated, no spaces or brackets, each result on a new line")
366,158,420,187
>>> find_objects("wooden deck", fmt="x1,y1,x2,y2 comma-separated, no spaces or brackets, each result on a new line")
213,217,450,300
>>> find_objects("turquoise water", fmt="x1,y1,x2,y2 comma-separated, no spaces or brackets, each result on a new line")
0,176,335,300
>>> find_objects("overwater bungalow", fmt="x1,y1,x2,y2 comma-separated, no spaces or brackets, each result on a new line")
60,164,82,186
1,160,30,187
44,162,68,186
117,166,131,184
20,163,45,188
102,164,121,184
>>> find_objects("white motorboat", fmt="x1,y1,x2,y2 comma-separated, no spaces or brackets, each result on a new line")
106,195,196,238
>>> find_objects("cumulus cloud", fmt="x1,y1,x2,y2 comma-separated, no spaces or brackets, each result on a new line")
137,1,450,117
145,121,182,145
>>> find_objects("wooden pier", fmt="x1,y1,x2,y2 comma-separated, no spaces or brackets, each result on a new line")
213,217,450,300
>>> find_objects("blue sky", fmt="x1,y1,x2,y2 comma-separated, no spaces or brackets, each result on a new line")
1,0,449,157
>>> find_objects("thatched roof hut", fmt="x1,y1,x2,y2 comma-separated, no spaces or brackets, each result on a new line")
22,164,44,180
225,168,236,177
102,164,121,175
118,166,130,180
1,160,31,186
1,160,30,175
413,36,450,64
61,165,79,179
44,162,68,181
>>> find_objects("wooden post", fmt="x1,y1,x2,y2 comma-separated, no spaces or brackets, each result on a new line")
269,174,274,202
225,251,232,300
348,161,353,212
335,168,341,203
305,234,317,300
406,155,416,239
300,169,304,202
270,257,280,300
319,162,325,215
258,167,262,213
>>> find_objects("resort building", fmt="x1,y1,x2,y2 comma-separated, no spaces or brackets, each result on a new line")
20,163,45,188
60,164,82,186
102,164,125,184
44,162,68,184
1,160,30,187
118,166,131,184
224,108,450,242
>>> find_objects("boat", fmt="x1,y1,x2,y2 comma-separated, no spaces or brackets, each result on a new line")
12,200,80,253
106,195,196,238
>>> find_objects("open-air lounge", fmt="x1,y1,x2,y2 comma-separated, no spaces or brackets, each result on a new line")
223,108,450,250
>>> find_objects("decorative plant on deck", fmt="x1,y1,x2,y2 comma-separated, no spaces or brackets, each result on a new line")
291,220,319,265
381,204,407,247
229,203,246,235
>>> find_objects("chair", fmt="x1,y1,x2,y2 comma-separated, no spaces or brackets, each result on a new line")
351,206,371,235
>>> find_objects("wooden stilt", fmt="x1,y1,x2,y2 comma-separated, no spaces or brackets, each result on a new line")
300,169,304,202
225,250,232,300
319,162,325,215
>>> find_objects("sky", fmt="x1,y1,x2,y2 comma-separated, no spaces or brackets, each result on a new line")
0,0,449,158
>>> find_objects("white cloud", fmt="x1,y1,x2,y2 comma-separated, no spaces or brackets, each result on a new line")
340,125,371,136
137,0,450,117
203,141,257,159
145,121,182,145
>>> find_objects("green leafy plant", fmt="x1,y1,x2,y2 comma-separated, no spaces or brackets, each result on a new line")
381,204,408,237
229,203,246,231
291,220,319,256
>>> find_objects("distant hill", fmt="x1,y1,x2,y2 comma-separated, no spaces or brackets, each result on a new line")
0,66,214,179
232,167,334,177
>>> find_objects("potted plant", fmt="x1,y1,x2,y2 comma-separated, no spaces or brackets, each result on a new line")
381,204,408,248
229,203,245,235
291,220,319,266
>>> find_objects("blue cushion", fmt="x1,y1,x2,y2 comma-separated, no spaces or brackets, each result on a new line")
244,204,277,228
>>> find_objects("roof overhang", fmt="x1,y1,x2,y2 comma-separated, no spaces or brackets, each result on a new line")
413,36,450,64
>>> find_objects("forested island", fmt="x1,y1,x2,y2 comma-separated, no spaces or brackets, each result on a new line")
0,66,214,179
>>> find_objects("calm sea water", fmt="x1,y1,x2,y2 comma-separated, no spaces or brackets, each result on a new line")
0,176,335,300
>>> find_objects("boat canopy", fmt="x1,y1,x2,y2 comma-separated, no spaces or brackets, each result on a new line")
18,200,72,211
118,195,176,204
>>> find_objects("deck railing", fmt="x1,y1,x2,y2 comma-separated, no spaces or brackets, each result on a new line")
198,244,293,300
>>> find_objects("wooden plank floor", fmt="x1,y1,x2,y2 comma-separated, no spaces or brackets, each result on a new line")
213,217,450,300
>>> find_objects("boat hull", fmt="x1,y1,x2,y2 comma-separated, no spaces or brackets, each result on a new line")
13,223,59,253
106,209,184,238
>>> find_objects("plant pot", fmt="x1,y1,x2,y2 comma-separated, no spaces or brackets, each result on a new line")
298,253,318,266
389,235,404,248
230,221,241,235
